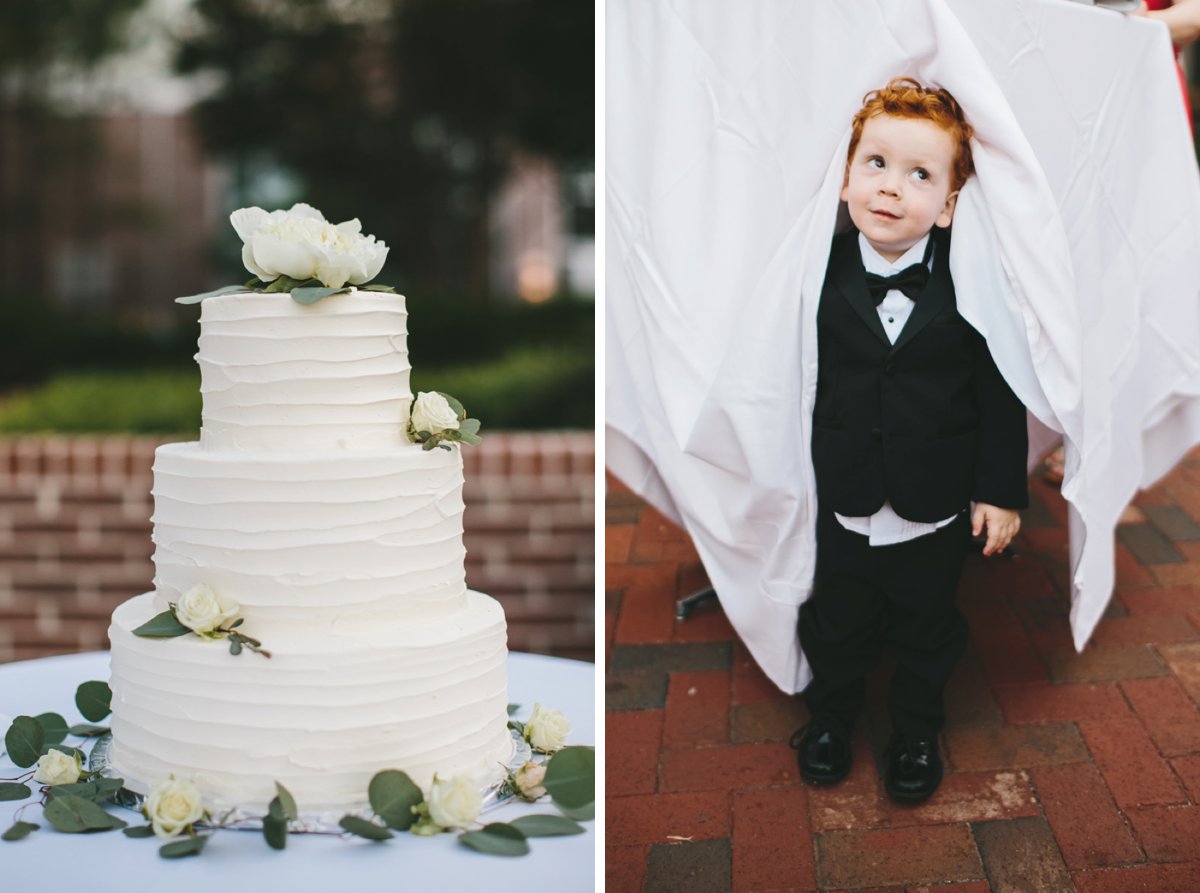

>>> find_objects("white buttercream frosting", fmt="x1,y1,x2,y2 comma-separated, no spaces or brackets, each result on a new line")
197,290,412,451
109,591,511,812
106,284,514,815
150,442,468,635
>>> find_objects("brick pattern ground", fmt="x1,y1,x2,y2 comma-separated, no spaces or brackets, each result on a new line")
0,433,594,662
606,451,1200,891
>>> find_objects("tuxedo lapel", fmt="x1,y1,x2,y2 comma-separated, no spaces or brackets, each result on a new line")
890,229,953,356
831,235,891,347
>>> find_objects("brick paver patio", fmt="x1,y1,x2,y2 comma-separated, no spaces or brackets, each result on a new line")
605,451,1200,892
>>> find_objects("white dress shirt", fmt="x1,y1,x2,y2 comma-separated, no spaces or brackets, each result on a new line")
833,233,959,546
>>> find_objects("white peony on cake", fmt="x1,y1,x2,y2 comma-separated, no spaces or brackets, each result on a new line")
105,269,512,814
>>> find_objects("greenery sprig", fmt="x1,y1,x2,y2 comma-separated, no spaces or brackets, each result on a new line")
176,278,397,306
407,391,482,451
2,691,595,860
133,603,271,659
334,747,594,856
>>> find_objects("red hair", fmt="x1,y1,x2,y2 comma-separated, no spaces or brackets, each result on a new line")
847,78,975,192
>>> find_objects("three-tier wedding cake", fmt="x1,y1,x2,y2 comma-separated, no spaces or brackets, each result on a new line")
105,208,512,814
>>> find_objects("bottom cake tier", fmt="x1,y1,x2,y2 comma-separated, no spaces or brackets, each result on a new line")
106,590,512,814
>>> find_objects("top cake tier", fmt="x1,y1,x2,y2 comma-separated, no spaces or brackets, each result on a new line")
198,290,411,451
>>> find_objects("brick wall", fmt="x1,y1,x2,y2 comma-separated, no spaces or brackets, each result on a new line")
0,434,595,663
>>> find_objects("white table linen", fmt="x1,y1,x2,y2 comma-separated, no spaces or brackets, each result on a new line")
606,0,1200,692
0,651,595,891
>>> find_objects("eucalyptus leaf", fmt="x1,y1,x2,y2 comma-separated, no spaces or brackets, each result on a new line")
360,283,397,293
175,285,248,304
123,825,156,838
437,392,467,419
456,430,483,446
458,418,481,437
421,439,439,451
368,770,422,830
159,835,207,858
262,814,287,850
338,815,393,840
507,720,526,736
46,778,123,803
34,713,69,746
43,794,127,833
543,746,595,811
5,716,44,767
264,275,305,293
1,821,38,841
0,782,31,801
458,823,530,856
67,724,110,737
508,814,585,837
132,610,191,638
507,703,520,716
556,801,595,821
229,638,243,656
274,781,298,821
44,744,84,761
291,286,352,304
75,680,112,722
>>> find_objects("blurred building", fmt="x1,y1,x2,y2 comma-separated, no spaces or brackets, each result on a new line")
1,110,593,323
0,111,227,328
0,0,595,323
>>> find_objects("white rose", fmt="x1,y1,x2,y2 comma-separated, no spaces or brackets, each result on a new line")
174,582,240,636
426,774,482,829
33,749,81,786
410,392,461,435
524,703,570,753
230,203,388,288
143,777,205,839
513,761,547,801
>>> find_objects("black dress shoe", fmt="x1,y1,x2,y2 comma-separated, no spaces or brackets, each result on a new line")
789,716,852,785
884,735,943,803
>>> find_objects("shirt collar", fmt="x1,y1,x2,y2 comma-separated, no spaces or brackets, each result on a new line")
858,232,931,276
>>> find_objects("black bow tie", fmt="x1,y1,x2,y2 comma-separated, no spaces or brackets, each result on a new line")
864,262,930,305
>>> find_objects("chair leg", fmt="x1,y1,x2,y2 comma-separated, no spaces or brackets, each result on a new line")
675,586,718,620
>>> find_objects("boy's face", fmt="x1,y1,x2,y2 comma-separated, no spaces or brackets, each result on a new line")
841,113,960,263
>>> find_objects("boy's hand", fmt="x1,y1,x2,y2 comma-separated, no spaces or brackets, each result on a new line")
972,503,1021,556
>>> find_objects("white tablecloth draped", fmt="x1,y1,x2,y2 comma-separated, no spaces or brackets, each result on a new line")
0,651,595,891
606,0,1200,693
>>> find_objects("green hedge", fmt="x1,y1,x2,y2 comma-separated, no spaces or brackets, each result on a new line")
0,346,593,435
0,372,202,435
0,291,594,389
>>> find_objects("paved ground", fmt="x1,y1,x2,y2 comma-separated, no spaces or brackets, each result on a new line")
605,453,1200,892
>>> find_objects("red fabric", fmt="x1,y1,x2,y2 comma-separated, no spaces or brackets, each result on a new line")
1145,0,1193,131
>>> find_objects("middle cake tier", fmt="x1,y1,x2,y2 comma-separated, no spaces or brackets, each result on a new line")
151,441,468,635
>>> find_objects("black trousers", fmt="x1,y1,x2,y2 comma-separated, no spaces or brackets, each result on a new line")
797,506,971,738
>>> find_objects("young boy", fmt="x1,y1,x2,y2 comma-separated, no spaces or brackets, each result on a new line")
793,78,1028,802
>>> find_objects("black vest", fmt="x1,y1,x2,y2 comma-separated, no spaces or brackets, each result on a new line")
811,228,1029,522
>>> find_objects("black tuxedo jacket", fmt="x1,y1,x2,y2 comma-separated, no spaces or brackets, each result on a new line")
811,228,1029,523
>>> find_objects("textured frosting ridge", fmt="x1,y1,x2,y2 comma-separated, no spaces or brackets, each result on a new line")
109,592,512,811
150,442,468,634
198,291,412,451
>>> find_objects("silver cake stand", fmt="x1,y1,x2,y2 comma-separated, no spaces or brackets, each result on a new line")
91,729,534,834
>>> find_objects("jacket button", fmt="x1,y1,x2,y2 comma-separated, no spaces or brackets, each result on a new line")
871,427,882,441
884,362,896,375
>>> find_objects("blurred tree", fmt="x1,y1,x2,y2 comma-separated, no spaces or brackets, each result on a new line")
175,0,593,298
0,0,148,298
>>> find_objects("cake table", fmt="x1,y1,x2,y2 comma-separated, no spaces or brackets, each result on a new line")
0,650,596,891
